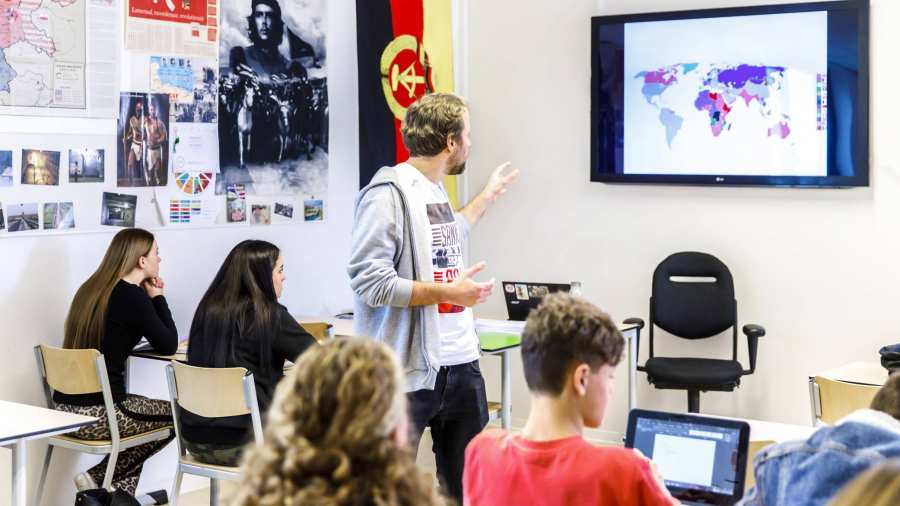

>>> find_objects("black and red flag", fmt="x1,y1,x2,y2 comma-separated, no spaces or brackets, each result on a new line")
356,0,459,204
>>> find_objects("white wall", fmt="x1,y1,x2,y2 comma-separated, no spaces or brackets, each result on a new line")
0,0,358,503
466,0,900,441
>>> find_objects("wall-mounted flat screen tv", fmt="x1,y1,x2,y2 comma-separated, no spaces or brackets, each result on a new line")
591,0,868,187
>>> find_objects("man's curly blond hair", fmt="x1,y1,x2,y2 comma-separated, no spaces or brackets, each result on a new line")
231,337,447,506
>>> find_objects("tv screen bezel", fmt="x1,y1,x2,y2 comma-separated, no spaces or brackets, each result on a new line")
590,0,870,188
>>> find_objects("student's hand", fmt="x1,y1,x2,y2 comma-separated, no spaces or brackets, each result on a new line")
480,162,519,205
143,277,165,298
446,261,494,307
633,449,680,505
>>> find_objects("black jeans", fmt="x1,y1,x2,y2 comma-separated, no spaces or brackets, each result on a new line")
408,359,489,502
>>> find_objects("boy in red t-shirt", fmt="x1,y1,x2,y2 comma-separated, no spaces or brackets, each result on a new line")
463,293,678,506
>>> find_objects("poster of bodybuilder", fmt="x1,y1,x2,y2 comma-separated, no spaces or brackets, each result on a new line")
217,0,328,199
117,92,171,187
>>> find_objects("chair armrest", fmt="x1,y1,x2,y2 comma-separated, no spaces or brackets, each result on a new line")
623,318,645,368
742,324,765,375
623,317,645,330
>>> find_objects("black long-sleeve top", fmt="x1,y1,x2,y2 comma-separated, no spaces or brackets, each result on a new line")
54,280,179,406
180,305,316,445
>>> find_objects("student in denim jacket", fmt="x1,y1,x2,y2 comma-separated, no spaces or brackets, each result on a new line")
739,373,900,506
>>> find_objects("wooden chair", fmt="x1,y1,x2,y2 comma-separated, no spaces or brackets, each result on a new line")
165,361,263,506
33,345,173,505
745,439,775,490
299,321,333,341
813,376,880,425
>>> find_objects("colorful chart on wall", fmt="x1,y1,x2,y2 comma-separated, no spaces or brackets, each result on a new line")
174,171,213,195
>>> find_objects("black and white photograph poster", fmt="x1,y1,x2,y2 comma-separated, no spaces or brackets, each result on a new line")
217,0,328,205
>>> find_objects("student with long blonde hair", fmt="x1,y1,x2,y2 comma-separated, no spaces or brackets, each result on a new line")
232,337,446,506
54,228,178,495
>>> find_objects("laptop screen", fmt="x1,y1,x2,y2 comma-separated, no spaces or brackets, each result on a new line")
625,409,750,505
501,282,571,321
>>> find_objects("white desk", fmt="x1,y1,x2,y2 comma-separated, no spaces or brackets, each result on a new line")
807,361,887,424
743,417,816,443
0,400,96,506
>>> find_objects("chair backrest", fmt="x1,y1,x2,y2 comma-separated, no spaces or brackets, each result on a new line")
815,376,880,424
36,345,103,395
166,361,264,449
651,251,736,339
299,321,331,341
34,344,120,443
745,439,775,489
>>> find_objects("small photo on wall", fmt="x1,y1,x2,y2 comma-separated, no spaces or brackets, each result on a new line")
0,151,12,187
274,202,294,219
69,149,105,183
43,202,75,230
21,149,60,185
101,192,137,227
7,203,39,232
304,199,323,221
0,202,5,230
250,204,271,225
226,183,246,222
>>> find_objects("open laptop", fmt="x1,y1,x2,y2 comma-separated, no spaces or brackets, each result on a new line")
501,281,571,321
625,409,751,505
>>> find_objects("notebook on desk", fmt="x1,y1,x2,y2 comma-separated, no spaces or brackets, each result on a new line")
625,409,750,505
501,281,570,321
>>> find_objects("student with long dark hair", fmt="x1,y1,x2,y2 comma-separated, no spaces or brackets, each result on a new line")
55,228,178,495
183,239,316,465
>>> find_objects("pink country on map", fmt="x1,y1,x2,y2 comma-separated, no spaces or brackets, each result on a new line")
0,0,60,57
1,0,82,103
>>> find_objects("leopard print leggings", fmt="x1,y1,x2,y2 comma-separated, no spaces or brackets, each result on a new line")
56,394,174,495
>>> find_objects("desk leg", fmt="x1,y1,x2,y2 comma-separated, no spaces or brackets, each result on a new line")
11,440,26,506
501,350,511,430
627,328,637,412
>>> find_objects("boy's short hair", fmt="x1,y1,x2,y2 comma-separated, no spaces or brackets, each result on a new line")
871,373,900,421
521,293,625,395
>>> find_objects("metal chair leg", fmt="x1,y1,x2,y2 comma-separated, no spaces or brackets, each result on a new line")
102,450,119,489
210,478,220,506
688,390,701,413
169,470,183,506
32,444,53,506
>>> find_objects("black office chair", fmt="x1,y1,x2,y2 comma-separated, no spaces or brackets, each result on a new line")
627,252,765,413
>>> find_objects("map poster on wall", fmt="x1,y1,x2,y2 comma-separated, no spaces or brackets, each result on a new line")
0,0,118,117
150,56,218,123
0,0,85,109
117,92,171,187
216,0,328,204
125,0,218,57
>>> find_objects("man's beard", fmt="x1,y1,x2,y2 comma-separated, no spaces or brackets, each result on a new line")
448,161,466,176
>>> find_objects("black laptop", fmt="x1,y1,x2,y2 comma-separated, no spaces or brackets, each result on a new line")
501,281,571,321
625,409,751,505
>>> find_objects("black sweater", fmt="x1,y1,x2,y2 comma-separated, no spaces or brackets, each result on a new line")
54,280,179,406
180,305,316,445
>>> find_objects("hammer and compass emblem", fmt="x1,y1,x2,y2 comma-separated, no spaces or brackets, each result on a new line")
380,34,436,119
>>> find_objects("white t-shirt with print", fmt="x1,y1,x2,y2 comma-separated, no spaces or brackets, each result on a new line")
396,163,480,366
